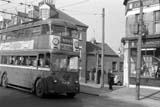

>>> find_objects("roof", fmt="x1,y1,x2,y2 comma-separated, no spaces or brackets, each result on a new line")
39,3,88,28
86,41,118,57
57,9,88,28
123,0,129,5
86,42,101,53
96,42,118,56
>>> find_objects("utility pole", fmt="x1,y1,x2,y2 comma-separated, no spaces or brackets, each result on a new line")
25,0,27,14
101,8,105,88
136,0,143,100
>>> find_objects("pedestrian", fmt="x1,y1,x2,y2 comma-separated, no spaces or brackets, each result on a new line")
155,65,160,79
108,69,114,90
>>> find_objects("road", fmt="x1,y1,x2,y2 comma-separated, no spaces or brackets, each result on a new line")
0,87,146,107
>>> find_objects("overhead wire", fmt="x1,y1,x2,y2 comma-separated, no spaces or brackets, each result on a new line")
61,9,102,16
0,0,101,19
0,0,32,7
58,0,89,8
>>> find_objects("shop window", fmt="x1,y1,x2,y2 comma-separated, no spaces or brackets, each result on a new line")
120,62,123,72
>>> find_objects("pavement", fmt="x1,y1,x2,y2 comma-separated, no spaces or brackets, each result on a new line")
80,82,160,107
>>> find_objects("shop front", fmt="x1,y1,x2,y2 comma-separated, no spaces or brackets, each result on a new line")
124,37,160,87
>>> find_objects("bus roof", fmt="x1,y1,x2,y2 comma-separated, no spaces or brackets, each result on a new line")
0,19,77,34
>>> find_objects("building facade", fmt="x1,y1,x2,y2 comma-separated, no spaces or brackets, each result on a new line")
85,40,123,84
123,0,160,87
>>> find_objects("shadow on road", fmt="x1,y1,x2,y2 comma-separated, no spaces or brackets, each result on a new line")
140,90,160,100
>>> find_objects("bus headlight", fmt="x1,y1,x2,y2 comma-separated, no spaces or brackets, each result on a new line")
53,79,58,83
75,81,79,84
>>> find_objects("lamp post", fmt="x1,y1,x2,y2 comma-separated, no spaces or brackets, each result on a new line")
101,8,105,88
136,0,143,100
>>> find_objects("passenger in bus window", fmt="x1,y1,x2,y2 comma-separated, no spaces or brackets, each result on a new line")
19,56,24,65
33,60,37,67
15,57,19,65
45,54,50,67
39,58,44,67
27,57,32,66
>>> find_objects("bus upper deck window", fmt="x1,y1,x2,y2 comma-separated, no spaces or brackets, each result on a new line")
51,25,65,36
71,30,78,39
41,24,50,34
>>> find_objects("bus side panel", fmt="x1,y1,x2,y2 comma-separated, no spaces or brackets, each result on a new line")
31,68,52,90
0,66,18,85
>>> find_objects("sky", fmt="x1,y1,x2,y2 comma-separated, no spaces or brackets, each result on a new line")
0,0,125,53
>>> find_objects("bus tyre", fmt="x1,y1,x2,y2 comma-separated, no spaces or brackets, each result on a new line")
35,79,45,98
2,74,8,88
67,93,76,98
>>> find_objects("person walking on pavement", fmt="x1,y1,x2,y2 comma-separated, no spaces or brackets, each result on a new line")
108,69,114,90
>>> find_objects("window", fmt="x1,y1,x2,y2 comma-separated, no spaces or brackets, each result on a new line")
155,11,160,34
38,53,50,67
120,62,123,72
25,28,33,37
79,32,83,40
0,55,38,66
1,56,8,64
51,25,65,36
66,28,72,37
18,29,25,37
32,26,41,36
38,54,45,67
28,56,37,66
71,30,78,39
52,55,68,71
112,62,117,72
0,34,2,40
41,24,50,34
1,34,6,40
40,8,50,20
45,53,50,67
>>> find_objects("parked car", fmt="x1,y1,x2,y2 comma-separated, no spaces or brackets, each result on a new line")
114,74,123,85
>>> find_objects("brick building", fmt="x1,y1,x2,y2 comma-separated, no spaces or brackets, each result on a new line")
85,40,123,84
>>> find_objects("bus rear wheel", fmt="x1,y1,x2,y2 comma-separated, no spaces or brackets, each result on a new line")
67,93,76,98
35,79,45,98
2,74,8,88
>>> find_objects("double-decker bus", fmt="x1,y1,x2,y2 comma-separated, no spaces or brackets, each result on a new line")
0,19,80,98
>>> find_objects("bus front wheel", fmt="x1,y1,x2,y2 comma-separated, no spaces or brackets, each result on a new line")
35,79,45,98
2,74,8,88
